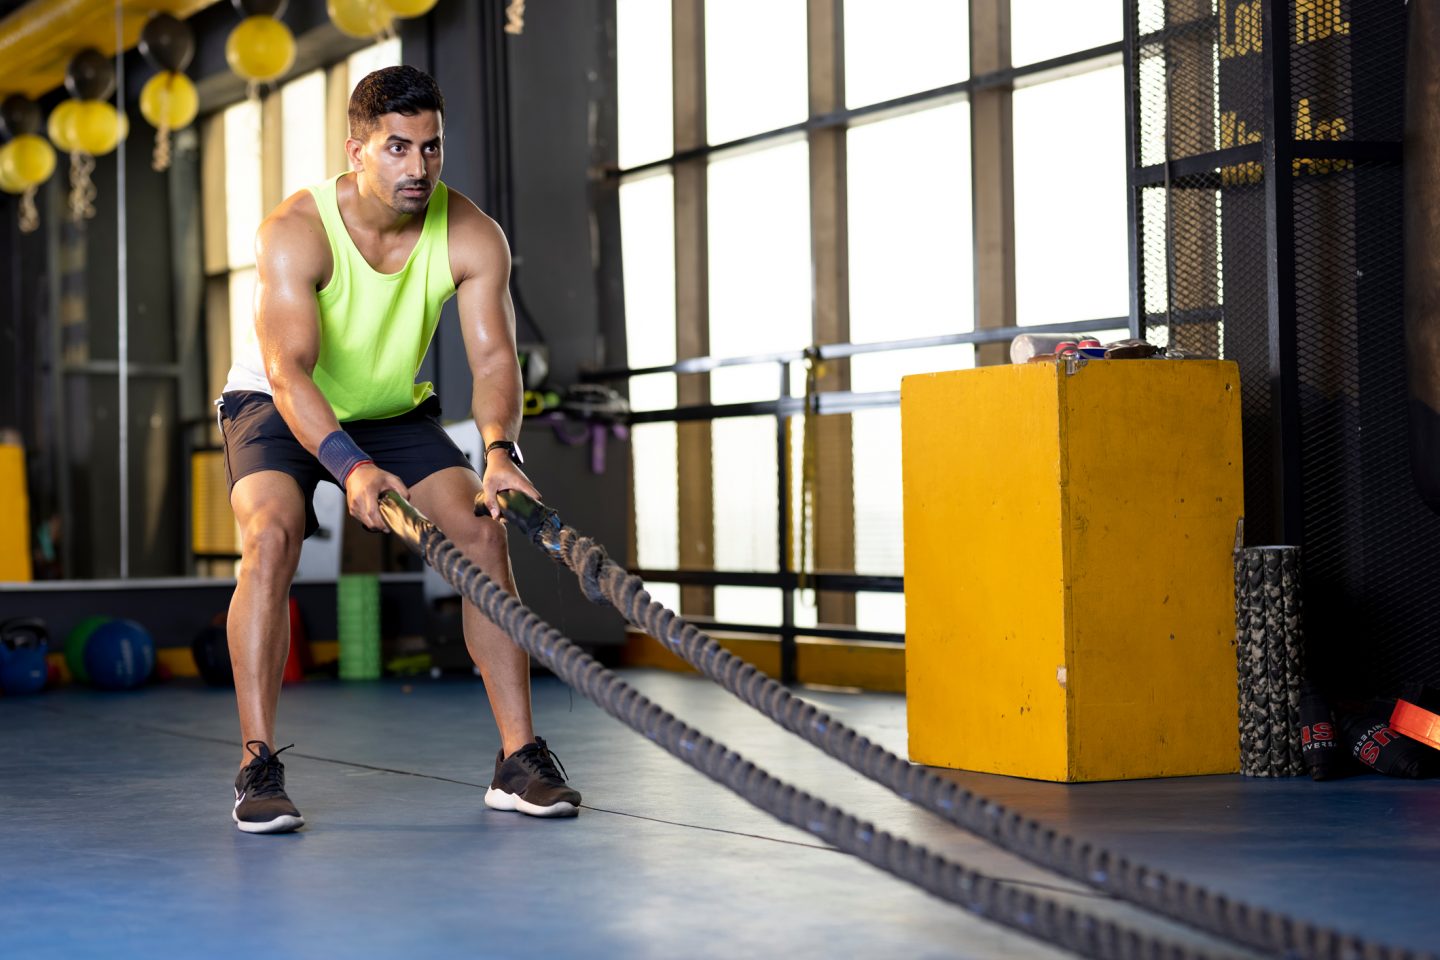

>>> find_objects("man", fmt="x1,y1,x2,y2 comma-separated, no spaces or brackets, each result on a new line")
216,65,579,833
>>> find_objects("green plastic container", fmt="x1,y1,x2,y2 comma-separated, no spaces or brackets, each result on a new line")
337,574,381,681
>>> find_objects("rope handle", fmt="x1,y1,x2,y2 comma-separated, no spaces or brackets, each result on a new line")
480,488,561,541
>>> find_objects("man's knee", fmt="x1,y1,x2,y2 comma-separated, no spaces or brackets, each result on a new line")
456,515,508,560
240,517,303,573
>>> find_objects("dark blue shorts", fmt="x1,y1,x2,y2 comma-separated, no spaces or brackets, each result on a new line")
218,391,475,538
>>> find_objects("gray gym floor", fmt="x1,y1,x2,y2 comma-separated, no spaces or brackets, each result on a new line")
2,671,1437,959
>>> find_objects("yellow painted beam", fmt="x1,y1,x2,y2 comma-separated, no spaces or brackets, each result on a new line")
0,0,218,100
0,443,33,582
795,637,904,694
621,631,904,693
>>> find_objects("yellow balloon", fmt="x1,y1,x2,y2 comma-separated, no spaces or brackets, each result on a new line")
226,15,297,83
1,133,56,187
48,99,82,153
0,145,27,194
67,100,121,156
329,0,394,38
141,71,199,131
380,0,438,17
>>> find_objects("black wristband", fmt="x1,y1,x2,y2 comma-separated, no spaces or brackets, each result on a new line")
485,439,523,465
318,430,372,486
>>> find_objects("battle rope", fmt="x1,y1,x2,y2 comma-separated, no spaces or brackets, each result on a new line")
378,491,1243,960
490,489,1434,960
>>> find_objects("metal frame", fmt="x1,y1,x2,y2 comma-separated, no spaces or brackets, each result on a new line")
671,0,716,623
1260,0,1304,545
1122,0,1144,338
806,0,857,640
594,317,1113,381
970,0,1018,367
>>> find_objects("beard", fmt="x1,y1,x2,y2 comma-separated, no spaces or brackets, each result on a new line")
392,180,431,213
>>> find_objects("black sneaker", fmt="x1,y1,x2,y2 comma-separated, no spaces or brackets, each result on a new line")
233,741,304,834
484,737,581,817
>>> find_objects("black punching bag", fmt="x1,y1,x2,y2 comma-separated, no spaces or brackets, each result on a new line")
1406,0,1440,513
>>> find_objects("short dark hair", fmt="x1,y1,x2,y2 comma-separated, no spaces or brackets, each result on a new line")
348,65,445,141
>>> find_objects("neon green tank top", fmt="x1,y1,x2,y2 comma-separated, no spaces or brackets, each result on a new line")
308,173,456,422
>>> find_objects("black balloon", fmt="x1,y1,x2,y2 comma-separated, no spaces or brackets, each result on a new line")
230,0,289,17
139,14,195,73
65,48,116,101
0,94,43,138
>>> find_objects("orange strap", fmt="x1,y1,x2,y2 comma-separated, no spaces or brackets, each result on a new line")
1389,698,1440,752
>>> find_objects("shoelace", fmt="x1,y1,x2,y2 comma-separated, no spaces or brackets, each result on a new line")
242,741,295,799
518,738,568,784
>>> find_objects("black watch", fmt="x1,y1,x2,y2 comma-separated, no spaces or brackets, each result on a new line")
484,439,524,466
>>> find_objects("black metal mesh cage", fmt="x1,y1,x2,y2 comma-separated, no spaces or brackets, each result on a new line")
1133,0,1276,539
1129,0,1440,691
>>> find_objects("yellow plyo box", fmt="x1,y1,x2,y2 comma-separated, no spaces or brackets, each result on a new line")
901,360,1243,782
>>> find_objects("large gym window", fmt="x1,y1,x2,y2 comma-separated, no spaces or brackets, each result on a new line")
619,171,680,614
704,0,808,144
1013,64,1129,328
616,0,674,169
843,0,970,108
612,0,1131,652
1011,0,1123,67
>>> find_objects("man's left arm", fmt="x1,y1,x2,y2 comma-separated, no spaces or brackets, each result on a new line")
453,202,542,517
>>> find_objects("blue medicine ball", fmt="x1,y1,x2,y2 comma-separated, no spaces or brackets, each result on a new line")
84,619,156,691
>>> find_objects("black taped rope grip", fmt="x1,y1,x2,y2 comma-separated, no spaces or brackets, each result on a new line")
491,489,1435,960
379,491,1237,960
482,489,561,541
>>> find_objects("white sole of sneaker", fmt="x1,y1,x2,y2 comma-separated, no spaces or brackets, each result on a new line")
484,786,579,818
232,809,305,834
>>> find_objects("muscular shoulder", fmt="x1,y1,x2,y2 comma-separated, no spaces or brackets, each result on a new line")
255,190,331,287
444,187,511,286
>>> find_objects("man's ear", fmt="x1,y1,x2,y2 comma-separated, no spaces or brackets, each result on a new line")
344,136,365,172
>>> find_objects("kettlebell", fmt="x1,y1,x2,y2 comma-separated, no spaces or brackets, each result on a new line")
0,617,50,695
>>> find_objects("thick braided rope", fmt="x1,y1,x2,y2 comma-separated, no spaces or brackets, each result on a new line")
378,494,1240,960
538,524,1432,960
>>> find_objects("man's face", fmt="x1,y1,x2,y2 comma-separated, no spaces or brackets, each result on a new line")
353,110,444,214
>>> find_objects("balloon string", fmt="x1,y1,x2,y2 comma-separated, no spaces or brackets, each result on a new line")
19,185,39,234
152,124,171,173
505,0,526,35
153,81,173,172
68,150,97,223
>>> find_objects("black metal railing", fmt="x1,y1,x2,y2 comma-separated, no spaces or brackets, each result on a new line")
584,317,1130,682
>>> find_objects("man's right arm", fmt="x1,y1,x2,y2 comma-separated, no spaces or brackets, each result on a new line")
253,206,407,530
